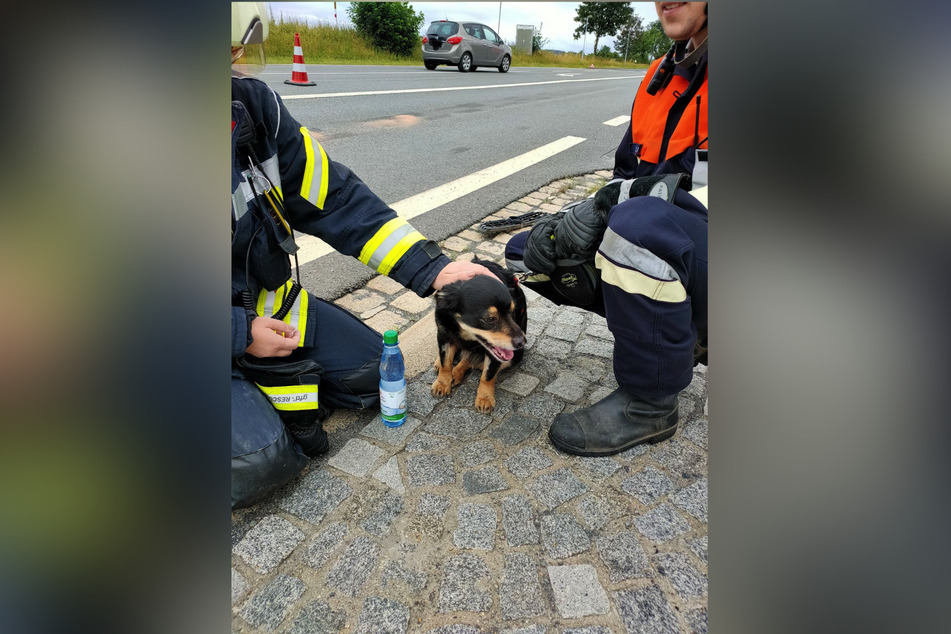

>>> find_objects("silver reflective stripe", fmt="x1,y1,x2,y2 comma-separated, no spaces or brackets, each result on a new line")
367,223,416,271
598,228,679,281
259,154,282,193
232,187,248,221
692,154,708,189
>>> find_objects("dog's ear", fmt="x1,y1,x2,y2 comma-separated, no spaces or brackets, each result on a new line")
436,287,462,313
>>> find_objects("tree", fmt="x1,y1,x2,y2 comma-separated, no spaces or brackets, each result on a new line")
347,2,424,57
632,19,673,63
613,14,644,61
532,26,550,54
572,2,634,56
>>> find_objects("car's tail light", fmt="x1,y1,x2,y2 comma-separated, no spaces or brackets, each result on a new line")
422,35,428,44
447,36,462,45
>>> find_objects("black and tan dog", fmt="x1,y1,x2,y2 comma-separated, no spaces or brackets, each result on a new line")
431,258,528,413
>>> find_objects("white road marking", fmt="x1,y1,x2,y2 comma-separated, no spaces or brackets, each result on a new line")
281,75,641,100
293,136,587,266
603,115,629,127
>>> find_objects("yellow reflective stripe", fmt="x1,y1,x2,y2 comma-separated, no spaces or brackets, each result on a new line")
595,253,687,303
378,230,425,276
296,290,308,347
254,280,308,348
257,383,319,411
359,217,406,267
299,127,329,209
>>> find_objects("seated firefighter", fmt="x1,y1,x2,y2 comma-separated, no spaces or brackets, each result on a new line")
505,1,708,457
230,3,489,508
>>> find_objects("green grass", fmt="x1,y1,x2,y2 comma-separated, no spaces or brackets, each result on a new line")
264,20,648,70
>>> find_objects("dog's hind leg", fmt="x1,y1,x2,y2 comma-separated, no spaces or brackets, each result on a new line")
431,340,458,397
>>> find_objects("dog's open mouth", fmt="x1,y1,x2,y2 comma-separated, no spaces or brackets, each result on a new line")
478,338,515,362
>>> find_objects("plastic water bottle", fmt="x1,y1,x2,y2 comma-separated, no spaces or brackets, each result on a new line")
379,329,407,427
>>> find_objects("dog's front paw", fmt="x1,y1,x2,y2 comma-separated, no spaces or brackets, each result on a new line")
474,387,495,413
431,376,453,397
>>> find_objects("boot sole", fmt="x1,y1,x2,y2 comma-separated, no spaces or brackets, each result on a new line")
548,424,678,457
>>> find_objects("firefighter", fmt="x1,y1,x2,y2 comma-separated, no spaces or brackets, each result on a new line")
505,2,709,456
231,2,490,508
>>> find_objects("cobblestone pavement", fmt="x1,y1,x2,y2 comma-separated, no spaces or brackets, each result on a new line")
232,171,709,633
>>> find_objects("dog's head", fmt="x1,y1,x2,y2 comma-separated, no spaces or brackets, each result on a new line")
437,274,526,362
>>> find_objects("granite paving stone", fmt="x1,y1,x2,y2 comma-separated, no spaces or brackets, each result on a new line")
407,453,456,486
233,514,304,574
632,503,691,543
407,380,441,417
620,466,676,505
500,553,546,620
500,626,546,634
517,393,567,421
576,456,622,480
284,600,347,634
553,309,588,326
360,489,404,536
231,568,247,605
391,291,433,314
453,503,497,550
502,495,539,546
651,439,708,482
381,559,428,593
528,468,590,510
489,414,540,445
547,565,609,618
545,322,584,342
499,372,540,396
540,512,591,559
326,536,381,597
613,586,680,634
462,465,510,495
689,536,708,565
372,456,405,494
279,469,353,524
328,438,385,477
361,416,422,447
596,531,652,582
439,553,492,613
404,431,450,453
535,338,573,360
238,573,306,630
544,372,588,402
671,477,708,523
504,446,553,479
573,337,614,358
459,440,499,467
354,596,410,634
682,416,708,449
574,494,625,532
653,552,707,599
562,628,615,634
302,522,349,570
426,407,494,440
425,627,483,634
686,608,708,634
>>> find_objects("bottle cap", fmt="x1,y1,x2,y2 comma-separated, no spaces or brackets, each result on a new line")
383,330,399,345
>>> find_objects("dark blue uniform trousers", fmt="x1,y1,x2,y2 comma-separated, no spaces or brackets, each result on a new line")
506,190,707,400
232,295,383,509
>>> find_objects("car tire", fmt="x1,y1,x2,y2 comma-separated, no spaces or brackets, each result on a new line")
498,55,511,73
457,52,472,72
424,61,437,70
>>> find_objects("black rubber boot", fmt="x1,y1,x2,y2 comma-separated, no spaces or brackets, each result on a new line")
284,406,333,457
548,389,678,456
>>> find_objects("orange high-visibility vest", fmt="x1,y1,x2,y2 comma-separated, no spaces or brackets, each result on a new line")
630,56,708,165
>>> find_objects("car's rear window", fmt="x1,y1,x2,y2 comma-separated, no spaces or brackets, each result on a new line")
427,21,459,37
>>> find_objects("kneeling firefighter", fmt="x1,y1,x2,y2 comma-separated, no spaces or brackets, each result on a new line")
231,3,489,508
504,1,709,457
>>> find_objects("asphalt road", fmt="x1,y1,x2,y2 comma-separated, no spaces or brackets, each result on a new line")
255,63,647,299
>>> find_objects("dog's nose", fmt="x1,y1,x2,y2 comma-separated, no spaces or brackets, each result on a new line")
512,331,526,349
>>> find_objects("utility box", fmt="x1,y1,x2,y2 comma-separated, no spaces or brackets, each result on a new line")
515,24,534,53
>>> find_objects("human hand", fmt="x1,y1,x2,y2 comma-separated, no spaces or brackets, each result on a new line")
246,316,300,357
432,260,494,290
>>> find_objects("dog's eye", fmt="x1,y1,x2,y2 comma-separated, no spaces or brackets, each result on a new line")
483,315,498,326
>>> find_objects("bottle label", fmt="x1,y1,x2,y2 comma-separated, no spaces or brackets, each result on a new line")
380,386,406,425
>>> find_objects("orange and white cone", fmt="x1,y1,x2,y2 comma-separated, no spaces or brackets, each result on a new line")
284,32,316,86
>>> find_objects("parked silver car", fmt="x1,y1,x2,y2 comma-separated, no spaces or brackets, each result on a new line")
422,20,512,73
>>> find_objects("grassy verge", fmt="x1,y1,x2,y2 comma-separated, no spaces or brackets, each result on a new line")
264,20,647,70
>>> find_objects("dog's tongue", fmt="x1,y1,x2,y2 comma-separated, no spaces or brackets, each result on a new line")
492,346,514,361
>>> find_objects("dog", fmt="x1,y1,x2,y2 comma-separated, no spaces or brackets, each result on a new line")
431,258,528,413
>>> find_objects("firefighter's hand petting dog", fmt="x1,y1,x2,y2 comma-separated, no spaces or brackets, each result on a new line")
432,260,495,290
246,316,300,357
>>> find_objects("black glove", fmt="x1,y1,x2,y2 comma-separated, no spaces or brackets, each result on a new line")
523,211,564,274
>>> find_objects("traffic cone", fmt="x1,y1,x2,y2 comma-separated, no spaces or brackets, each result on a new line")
284,33,316,86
